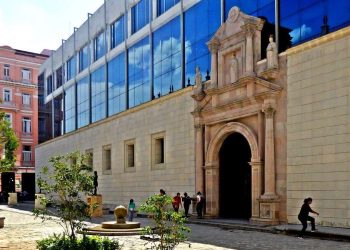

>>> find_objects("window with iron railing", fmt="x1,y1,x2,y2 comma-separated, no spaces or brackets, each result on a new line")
22,117,31,133
22,145,32,163
3,89,11,102
3,64,10,80
22,69,31,83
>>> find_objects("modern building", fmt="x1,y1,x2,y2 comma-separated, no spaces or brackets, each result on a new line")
36,0,350,227
0,46,49,200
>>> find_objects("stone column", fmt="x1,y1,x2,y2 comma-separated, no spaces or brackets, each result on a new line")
261,101,277,199
243,25,255,76
208,39,220,88
250,161,263,218
195,124,204,194
205,163,219,217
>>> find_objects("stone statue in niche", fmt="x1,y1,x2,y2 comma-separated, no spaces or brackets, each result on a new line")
195,66,202,86
230,53,239,83
266,35,278,69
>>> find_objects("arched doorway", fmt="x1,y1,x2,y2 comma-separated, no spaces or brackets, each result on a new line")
219,132,252,219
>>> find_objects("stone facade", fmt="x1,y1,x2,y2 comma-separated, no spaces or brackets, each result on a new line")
286,27,350,227
36,89,195,208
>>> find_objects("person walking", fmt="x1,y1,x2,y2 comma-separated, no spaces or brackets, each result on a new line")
196,191,204,219
128,199,136,222
182,192,192,217
298,197,319,238
172,193,182,212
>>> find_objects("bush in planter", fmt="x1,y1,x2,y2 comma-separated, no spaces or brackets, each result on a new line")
139,194,191,250
36,234,121,250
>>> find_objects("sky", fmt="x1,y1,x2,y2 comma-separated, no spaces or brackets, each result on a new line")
0,0,104,54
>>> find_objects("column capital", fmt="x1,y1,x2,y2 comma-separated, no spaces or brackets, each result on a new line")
207,38,220,53
194,124,203,130
241,23,256,37
262,104,275,118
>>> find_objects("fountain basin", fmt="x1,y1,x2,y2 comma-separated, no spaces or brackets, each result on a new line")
101,221,140,229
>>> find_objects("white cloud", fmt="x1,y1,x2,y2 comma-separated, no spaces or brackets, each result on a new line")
0,0,104,53
290,24,312,43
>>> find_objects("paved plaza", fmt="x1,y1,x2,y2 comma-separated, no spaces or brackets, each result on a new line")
1,207,350,250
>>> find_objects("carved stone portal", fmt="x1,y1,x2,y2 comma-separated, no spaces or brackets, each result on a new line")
192,7,285,225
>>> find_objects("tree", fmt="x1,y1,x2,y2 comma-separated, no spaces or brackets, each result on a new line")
0,112,19,172
34,151,94,241
139,194,191,250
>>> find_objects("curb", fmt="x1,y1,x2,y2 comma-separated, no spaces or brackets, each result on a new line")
274,228,350,242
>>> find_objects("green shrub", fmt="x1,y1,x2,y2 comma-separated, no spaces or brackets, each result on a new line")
37,234,121,250
139,194,191,250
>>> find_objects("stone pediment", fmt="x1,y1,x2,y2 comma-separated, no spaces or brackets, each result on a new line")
208,7,264,51
193,76,282,114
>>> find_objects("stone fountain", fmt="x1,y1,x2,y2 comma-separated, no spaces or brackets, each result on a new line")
82,205,142,236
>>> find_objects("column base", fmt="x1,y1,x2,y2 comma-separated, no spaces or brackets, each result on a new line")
256,197,280,225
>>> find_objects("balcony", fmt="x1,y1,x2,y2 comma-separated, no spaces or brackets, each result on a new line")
0,101,18,109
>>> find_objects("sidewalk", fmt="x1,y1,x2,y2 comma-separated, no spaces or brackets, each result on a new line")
3,203,350,242
187,217,350,242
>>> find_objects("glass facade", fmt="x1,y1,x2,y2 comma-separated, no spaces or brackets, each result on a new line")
47,75,53,95
225,0,275,24
153,16,181,97
111,15,125,49
91,66,106,122
94,32,105,61
40,0,350,139
128,37,151,108
157,0,180,16
77,76,90,128
67,56,76,81
185,0,221,85
56,66,63,88
131,0,150,34
108,53,126,116
64,85,76,133
79,45,89,72
54,94,63,137
281,0,350,45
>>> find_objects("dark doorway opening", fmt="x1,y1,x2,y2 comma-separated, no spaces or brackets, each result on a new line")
219,132,251,219
21,173,36,201
1,172,15,202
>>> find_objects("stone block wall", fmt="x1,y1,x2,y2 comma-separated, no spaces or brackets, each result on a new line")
287,27,350,227
36,89,195,208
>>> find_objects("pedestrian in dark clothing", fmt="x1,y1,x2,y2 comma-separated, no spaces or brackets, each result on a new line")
196,191,204,219
182,192,192,217
298,197,319,238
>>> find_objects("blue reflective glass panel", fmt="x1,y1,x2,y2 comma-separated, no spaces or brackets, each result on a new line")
279,0,347,45
132,0,150,34
157,0,180,16
184,0,220,86
153,16,181,97
108,52,126,116
77,76,90,128
94,32,105,61
224,0,274,23
79,45,89,72
64,84,76,133
128,37,150,108
46,75,53,95
67,56,76,81
111,15,125,49
91,66,106,122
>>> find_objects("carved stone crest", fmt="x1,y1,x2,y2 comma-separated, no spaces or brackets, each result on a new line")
228,7,240,23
